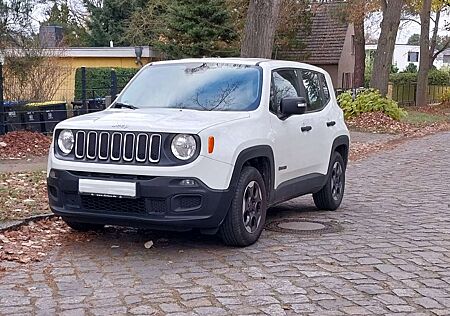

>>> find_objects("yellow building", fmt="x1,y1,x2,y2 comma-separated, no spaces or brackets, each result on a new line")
51,46,159,102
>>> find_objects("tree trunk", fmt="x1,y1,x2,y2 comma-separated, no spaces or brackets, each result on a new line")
240,0,281,58
353,9,365,88
416,0,432,107
428,10,440,69
370,0,403,96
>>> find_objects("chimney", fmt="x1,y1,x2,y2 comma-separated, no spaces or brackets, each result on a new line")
39,25,64,48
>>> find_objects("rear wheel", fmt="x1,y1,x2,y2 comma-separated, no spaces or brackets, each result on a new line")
313,152,345,210
219,166,267,247
63,219,104,232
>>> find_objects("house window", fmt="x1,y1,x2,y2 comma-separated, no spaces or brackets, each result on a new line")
408,52,419,63
443,55,450,64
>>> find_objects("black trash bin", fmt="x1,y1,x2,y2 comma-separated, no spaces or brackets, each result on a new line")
22,101,68,133
40,102,68,133
3,101,27,132
72,98,105,116
88,98,106,112
71,100,85,116
23,109,43,132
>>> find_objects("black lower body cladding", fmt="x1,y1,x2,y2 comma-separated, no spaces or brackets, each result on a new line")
47,170,234,230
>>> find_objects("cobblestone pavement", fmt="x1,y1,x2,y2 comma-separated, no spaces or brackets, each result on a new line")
1,132,449,316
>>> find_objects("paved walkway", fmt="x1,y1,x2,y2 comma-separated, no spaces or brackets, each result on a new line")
0,132,449,315
0,157,47,173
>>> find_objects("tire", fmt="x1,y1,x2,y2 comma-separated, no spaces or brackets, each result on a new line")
63,218,104,232
219,166,268,247
313,152,346,211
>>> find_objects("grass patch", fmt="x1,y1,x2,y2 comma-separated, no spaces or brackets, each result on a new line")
402,110,449,126
0,171,50,221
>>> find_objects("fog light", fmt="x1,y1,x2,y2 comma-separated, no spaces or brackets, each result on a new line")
179,179,196,186
49,169,57,178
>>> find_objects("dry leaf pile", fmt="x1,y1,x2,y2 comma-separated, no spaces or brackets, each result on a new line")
347,112,413,134
0,171,50,221
347,111,449,137
0,131,51,159
0,217,95,264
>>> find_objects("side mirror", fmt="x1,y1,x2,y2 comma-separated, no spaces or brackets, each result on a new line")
280,97,307,116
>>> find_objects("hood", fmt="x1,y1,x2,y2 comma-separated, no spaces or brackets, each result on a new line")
57,108,250,134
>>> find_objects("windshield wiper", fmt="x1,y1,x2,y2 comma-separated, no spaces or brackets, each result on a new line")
113,102,139,110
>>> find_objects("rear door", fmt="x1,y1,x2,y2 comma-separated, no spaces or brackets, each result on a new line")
300,69,335,175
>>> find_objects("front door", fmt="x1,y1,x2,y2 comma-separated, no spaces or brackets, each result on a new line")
269,68,317,188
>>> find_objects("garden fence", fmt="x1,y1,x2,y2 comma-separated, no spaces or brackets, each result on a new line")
0,66,137,135
391,83,450,106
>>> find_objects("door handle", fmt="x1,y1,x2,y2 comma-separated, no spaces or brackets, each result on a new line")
301,125,312,132
326,121,336,127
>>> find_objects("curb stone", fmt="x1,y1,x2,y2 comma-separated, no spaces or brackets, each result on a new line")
0,214,55,233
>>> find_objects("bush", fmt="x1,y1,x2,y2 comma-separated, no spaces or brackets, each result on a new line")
403,63,418,73
389,69,450,85
74,67,139,100
440,89,450,103
337,89,407,121
389,72,417,85
429,69,450,85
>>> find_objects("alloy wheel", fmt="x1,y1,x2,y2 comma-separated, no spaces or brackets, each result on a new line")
242,181,263,233
331,161,343,201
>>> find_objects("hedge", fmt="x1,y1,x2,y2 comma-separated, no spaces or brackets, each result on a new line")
74,67,139,100
389,69,450,85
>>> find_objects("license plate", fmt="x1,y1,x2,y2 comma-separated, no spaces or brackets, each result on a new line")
79,179,136,198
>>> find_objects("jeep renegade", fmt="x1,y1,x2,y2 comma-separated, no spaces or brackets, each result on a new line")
47,58,350,246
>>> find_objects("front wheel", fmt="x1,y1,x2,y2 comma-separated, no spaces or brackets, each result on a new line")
313,152,346,210
219,166,267,247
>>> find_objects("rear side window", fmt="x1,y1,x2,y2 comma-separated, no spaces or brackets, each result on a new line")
301,70,322,111
320,73,330,105
301,70,331,112
270,69,302,114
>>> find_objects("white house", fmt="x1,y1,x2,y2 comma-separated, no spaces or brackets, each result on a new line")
365,44,450,71
435,48,450,69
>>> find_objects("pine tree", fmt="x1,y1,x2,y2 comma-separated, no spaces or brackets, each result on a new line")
43,1,89,46
84,0,146,46
153,0,237,58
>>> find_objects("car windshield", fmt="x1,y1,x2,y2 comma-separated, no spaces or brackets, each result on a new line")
116,63,262,111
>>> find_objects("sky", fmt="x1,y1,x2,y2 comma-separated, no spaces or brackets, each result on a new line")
367,10,450,44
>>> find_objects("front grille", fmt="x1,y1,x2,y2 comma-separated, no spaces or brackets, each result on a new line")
81,195,167,214
74,130,161,164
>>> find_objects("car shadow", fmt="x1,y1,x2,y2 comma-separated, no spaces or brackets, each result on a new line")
62,197,330,249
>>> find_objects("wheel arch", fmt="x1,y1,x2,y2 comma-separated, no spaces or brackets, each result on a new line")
229,145,275,201
331,135,349,168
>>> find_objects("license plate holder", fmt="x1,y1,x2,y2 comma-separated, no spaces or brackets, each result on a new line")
79,179,136,198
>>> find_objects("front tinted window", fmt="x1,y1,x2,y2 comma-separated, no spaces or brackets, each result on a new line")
270,69,301,113
117,63,262,111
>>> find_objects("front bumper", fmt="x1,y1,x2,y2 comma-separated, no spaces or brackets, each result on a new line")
47,170,234,230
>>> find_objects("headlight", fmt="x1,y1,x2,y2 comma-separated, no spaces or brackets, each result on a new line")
171,134,197,160
57,129,74,155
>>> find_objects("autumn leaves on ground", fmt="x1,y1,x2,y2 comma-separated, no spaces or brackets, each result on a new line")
0,104,450,266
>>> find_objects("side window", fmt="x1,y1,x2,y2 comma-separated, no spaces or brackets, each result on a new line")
302,71,331,112
301,70,322,111
270,69,302,114
320,73,330,105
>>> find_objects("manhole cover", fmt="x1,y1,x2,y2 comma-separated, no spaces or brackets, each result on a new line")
266,218,341,235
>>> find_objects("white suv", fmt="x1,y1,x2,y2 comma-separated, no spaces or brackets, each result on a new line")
48,58,349,246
